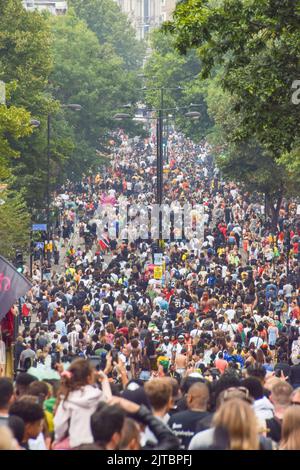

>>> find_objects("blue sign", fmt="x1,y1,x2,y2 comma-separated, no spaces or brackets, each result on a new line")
32,224,47,232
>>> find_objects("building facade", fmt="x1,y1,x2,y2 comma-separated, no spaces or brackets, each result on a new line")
22,0,175,40
22,1,67,15
115,0,176,40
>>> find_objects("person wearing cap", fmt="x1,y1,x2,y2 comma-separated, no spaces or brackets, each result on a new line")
175,334,185,348
160,337,173,359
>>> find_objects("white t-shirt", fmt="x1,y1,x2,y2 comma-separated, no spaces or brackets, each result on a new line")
249,336,263,349
161,343,173,359
207,235,214,247
190,328,202,339
228,322,237,339
219,322,229,332
222,266,228,278
28,432,47,450
172,343,183,356
225,309,236,321
253,314,262,325
283,284,293,297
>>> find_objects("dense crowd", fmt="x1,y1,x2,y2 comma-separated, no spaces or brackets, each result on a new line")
0,131,300,450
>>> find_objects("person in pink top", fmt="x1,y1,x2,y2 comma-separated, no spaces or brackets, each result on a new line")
215,352,229,374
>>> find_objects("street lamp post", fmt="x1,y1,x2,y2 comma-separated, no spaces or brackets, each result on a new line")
157,107,163,247
113,104,200,247
46,113,51,242
141,85,182,165
29,119,41,278
285,225,291,277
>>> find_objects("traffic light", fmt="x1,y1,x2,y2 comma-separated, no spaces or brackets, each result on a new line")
15,250,24,273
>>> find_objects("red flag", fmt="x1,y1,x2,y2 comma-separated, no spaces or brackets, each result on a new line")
98,238,109,251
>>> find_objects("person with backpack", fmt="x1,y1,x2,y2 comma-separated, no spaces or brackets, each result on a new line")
100,299,113,324
92,295,101,315
19,343,36,372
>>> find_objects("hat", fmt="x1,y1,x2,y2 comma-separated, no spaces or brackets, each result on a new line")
178,334,184,340
164,336,170,340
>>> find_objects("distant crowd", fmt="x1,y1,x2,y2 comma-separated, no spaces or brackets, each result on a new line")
0,131,300,450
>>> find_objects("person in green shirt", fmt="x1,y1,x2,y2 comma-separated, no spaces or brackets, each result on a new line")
274,315,283,331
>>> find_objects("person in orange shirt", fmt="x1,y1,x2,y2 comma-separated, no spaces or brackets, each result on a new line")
215,351,229,374
74,270,81,284
291,301,300,321
278,231,284,243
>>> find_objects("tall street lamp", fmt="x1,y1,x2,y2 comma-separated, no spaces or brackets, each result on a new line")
140,86,182,163
284,224,291,277
113,104,200,245
28,119,41,277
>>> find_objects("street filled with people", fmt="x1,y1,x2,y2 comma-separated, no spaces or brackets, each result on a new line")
0,131,300,451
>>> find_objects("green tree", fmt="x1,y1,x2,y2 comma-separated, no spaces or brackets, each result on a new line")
0,186,31,260
0,0,52,112
164,0,300,227
0,0,59,210
70,0,145,70
0,96,34,259
143,30,212,141
49,11,143,177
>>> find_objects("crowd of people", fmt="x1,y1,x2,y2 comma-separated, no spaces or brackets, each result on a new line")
0,130,300,451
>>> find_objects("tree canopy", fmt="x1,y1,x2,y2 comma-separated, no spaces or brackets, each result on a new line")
163,0,300,226
0,0,145,258
143,29,212,141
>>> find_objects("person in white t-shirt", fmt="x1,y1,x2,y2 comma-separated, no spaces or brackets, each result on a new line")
160,337,173,359
190,324,202,339
225,308,236,322
249,333,264,349
253,311,262,326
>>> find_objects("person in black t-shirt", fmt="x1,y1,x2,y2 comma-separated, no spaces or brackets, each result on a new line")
168,382,211,449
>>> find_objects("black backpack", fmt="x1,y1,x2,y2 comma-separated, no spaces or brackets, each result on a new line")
94,299,100,312
130,299,138,315
103,303,111,316
23,357,32,371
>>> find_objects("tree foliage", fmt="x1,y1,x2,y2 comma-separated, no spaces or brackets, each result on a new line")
164,0,300,225
49,10,144,178
70,0,145,70
0,0,146,256
0,186,31,260
143,29,212,141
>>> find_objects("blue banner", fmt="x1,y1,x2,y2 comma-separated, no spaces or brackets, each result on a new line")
32,224,47,231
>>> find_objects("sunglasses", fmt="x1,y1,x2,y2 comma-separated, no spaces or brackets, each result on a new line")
291,401,300,406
